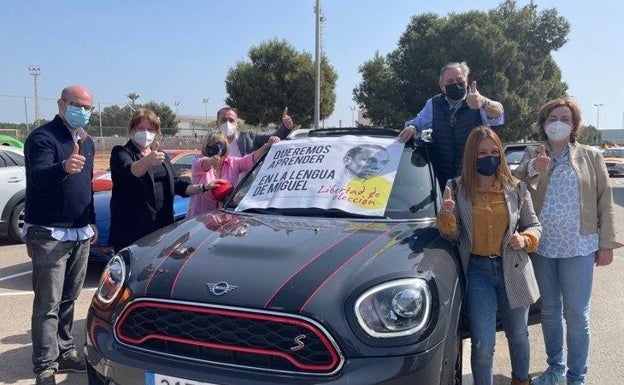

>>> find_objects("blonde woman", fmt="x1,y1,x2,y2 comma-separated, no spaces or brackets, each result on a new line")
186,132,278,218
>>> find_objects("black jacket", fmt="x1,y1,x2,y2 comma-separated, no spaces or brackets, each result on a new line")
234,124,291,156
109,140,189,251
24,115,95,227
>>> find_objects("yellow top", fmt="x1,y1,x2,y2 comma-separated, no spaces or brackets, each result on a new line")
437,183,539,256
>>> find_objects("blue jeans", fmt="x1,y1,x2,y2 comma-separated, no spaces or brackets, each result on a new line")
26,226,90,374
466,256,530,385
531,252,594,384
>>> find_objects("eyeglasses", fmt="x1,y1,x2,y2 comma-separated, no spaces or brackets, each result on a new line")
63,99,95,112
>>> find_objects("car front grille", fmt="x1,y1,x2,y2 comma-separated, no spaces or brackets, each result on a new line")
115,299,343,375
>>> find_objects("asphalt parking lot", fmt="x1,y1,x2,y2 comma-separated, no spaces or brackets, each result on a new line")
1,179,623,385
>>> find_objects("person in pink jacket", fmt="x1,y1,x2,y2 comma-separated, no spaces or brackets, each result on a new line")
186,132,278,218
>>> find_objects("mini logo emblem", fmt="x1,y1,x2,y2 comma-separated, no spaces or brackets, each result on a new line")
206,281,238,296
290,334,306,351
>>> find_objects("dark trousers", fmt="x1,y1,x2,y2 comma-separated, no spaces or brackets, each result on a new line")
26,226,90,374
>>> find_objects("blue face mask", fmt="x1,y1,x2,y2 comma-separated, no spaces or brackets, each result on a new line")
476,155,500,176
64,105,91,128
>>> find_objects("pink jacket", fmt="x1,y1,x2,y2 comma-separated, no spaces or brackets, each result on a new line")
186,154,254,218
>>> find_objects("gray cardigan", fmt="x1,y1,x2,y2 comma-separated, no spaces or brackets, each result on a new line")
440,177,542,309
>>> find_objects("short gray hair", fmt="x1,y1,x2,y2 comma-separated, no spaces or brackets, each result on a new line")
439,62,470,84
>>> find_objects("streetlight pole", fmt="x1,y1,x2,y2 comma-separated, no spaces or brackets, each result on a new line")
202,98,209,125
28,65,41,124
313,0,322,130
174,101,180,116
350,106,356,127
23,97,29,134
594,103,603,130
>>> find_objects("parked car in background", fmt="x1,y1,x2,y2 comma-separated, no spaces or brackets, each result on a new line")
603,147,624,176
0,146,26,243
503,142,539,172
85,127,469,385
92,149,198,192
90,189,191,262
0,134,24,149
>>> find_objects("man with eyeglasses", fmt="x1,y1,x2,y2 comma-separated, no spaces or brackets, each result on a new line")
398,61,504,188
23,85,97,385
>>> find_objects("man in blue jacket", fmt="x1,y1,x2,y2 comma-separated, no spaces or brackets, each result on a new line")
23,85,98,385
398,61,504,189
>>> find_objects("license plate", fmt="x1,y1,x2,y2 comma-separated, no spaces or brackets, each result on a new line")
146,372,221,385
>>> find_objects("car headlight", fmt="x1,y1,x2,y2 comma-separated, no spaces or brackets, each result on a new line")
95,255,126,304
354,278,431,338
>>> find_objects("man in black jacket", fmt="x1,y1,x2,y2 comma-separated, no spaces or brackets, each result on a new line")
216,106,294,157
23,85,97,385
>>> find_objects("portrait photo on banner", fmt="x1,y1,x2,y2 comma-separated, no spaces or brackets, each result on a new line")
236,136,404,216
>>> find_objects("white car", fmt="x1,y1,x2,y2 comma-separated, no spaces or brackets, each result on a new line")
504,142,538,172
0,146,26,243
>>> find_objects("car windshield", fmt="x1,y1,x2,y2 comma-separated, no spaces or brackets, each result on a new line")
603,149,624,158
224,135,438,220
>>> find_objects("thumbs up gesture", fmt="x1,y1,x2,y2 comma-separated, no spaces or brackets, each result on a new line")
281,107,294,130
64,142,86,174
440,186,456,215
533,143,550,173
467,80,486,110
145,141,166,167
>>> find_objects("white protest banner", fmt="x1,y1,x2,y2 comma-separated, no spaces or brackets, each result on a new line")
236,136,404,216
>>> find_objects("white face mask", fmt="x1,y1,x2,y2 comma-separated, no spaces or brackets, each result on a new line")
545,121,572,142
133,130,155,148
220,121,237,137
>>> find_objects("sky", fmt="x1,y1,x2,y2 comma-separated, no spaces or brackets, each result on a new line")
0,0,622,131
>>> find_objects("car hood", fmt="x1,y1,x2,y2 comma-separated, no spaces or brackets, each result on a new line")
123,212,444,314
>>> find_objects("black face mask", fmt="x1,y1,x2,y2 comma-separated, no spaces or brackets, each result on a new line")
476,155,501,176
444,82,467,101
206,142,227,157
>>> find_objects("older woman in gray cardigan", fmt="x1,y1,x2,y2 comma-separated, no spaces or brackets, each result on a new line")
437,126,542,385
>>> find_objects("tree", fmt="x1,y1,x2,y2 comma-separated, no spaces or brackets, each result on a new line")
127,93,140,106
90,100,179,136
225,39,338,128
354,0,570,142
142,101,178,135
579,124,602,146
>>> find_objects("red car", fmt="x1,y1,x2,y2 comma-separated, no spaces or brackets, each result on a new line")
91,149,199,192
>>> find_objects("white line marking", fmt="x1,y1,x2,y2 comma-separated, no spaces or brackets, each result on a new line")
0,270,32,281
0,287,97,296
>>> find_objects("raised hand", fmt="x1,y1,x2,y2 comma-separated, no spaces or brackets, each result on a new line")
466,80,483,110
441,185,456,214
64,142,86,174
201,155,222,171
145,141,166,167
534,143,550,173
281,107,294,130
